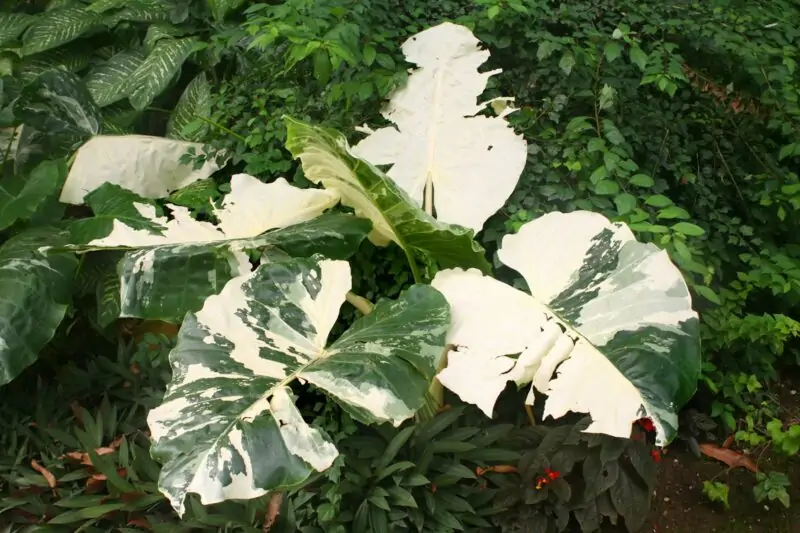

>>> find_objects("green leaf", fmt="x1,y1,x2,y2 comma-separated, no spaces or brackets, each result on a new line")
166,72,211,141
778,143,799,160
629,45,647,71
603,41,623,63
363,44,377,66
629,174,654,187
613,193,636,215
166,178,219,210
85,49,146,107
644,194,673,208
0,228,77,386
672,222,705,236
377,426,415,473
284,117,491,274
657,206,691,220
0,12,34,47
67,183,163,244
589,166,608,184
536,41,559,60
22,7,101,56
147,257,450,515
594,180,619,195
694,285,720,305
47,503,127,524
207,0,247,22
559,52,575,75
13,69,101,140
0,159,67,230
487,5,501,19
128,37,197,111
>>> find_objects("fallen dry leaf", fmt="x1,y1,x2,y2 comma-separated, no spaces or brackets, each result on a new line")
476,465,518,476
722,434,735,449
698,443,759,473
127,517,152,530
61,446,116,466
30,460,57,489
262,492,284,532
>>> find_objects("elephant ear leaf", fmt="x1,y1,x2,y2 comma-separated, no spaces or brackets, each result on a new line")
57,174,369,323
0,228,77,386
148,256,450,515
433,210,700,445
352,22,527,233
283,116,491,273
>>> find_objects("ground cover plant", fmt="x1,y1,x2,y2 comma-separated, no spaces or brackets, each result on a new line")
1,0,799,532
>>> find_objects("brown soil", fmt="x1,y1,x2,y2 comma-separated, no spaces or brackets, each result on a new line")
643,378,800,533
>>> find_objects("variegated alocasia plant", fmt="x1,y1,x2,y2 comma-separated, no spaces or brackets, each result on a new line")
352,22,527,233
147,256,450,515
431,211,701,446
61,172,371,323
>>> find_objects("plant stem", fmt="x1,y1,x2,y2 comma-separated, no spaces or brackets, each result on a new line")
345,291,373,315
424,176,433,216
403,247,422,284
196,115,248,143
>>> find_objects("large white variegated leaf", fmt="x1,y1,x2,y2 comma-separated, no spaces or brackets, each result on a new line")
352,22,526,233
0,12,34,47
148,256,449,515
433,211,700,445
284,117,491,273
59,135,220,204
59,174,368,322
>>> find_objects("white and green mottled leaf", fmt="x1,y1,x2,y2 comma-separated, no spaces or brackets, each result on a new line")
0,13,35,47
104,0,171,24
0,228,77,386
19,45,93,84
166,72,211,141
59,134,220,204
128,37,197,111
284,117,491,273
85,50,146,107
353,22,526,233
86,0,128,13
13,69,101,139
58,174,367,322
148,256,449,515
433,210,700,445
21,7,101,56
144,24,185,53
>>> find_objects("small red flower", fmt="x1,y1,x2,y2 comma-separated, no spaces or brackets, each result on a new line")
545,468,561,480
636,418,656,433
650,449,662,463
431,483,437,493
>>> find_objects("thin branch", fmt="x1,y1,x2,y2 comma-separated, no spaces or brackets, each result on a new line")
345,291,373,315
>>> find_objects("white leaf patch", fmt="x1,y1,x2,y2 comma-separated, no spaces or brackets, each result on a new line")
433,211,700,445
352,22,527,233
89,174,339,249
60,135,222,204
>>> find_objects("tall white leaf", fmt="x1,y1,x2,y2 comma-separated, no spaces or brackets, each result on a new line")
352,22,527,233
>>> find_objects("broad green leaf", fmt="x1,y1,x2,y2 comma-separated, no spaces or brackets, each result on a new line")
0,228,77,386
207,0,247,21
433,210,700,445
629,174,654,187
18,45,93,84
144,24,184,52
59,174,367,322
105,0,171,24
629,45,647,71
671,222,705,236
284,117,491,273
657,205,691,220
128,37,197,111
21,7,101,56
86,0,128,13
13,69,101,140
85,50,146,107
613,193,636,215
603,41,622,63
166,178,219,210
147,257,449,514
59,134,220,204
166,73,211,141
351,23,526,233
0,13,35,47
0,159,67,230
